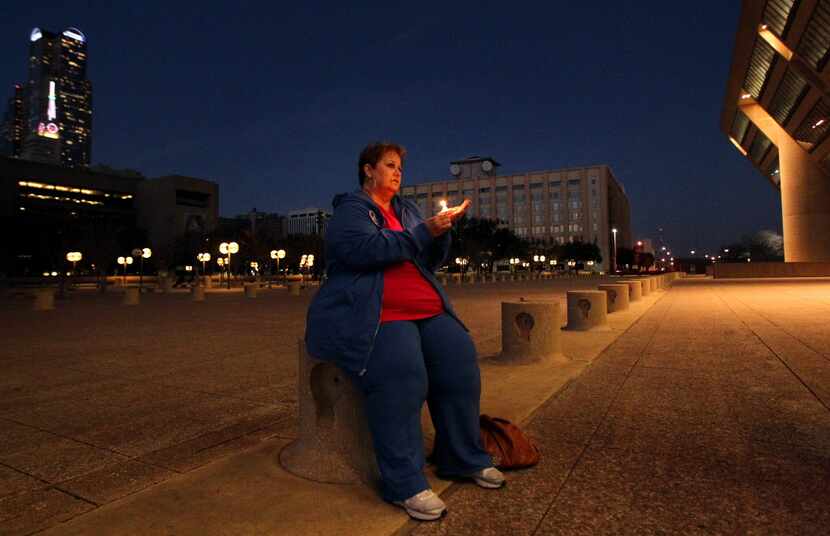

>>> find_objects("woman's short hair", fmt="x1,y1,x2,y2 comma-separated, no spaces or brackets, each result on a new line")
358,142,407,186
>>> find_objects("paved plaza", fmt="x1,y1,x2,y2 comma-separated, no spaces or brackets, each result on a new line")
1,277,829,534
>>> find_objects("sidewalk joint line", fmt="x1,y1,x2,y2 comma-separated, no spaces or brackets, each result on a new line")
529,291,677,535
716,292,830,414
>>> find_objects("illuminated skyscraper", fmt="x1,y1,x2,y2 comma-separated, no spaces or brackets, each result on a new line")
21,27,92,167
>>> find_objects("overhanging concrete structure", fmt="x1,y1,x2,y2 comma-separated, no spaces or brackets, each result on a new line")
721,0,830,263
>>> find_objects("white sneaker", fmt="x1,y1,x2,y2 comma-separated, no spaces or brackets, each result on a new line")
394,489,447,521
470,467,505,489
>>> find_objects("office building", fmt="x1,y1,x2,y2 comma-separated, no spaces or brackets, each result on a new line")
285,207,330,235
401,156,632,271
721,0,830,262
0,157,218,274
0,85,25,157
20,27,93,167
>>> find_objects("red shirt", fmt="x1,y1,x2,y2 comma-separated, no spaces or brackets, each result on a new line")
378,205,444,323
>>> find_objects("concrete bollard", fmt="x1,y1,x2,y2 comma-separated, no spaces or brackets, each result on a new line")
163,277,174,293
32,288,55,311
192,285,205,302
490,273,497,283
597,284,630,313
123,287,140,306
565,290,609,331
640,278,652,297
202,276,212,289
288,281,301,296
498,300,564,363
245,283,258,298
280,341,379,484
619,280,643,302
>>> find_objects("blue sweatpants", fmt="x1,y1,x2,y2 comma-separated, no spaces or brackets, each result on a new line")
350,313,493,502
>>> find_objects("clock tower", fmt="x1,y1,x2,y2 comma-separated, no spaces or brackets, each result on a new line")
448,156,500,180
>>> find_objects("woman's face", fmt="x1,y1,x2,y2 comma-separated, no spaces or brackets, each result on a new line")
364,151,402,197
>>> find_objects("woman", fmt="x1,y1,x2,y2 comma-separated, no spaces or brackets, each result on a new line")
305,142,504,521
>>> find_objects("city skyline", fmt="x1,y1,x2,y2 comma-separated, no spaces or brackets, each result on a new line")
0,2,781,255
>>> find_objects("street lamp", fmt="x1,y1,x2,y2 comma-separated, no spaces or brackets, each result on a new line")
611,228,618,272
117,255,133,285
197,252,211,275
66,251,82,275
217,257,225,286
132,247,151,291
270,249,286,284
219,241,239,289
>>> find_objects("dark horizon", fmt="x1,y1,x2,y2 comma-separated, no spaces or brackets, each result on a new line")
0,2,782,256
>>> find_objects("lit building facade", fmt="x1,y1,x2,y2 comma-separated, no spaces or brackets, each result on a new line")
401,157,632,271
721,0,830,262
20,27,92,167
285,207,330,235
0,85,25,158
0,157,218,274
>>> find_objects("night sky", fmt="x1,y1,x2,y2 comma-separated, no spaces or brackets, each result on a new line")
0,1,781,256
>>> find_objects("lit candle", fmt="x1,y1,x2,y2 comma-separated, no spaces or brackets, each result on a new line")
439,199,448,213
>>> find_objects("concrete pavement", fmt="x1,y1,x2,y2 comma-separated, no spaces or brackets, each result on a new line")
0,276,641,534
3,276,829,534
405,277,830,535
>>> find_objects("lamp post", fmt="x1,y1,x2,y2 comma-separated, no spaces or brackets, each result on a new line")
219,241,239,289
270,249,286,285
117,256,133,285
66,251,82,275
132,248,151,291
197,252,210,275
611,227,618,272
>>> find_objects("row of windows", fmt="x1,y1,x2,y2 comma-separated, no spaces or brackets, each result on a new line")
517,234,588,244
403,175,601,196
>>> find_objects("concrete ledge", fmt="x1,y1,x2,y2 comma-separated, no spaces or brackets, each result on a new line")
713,261,830,278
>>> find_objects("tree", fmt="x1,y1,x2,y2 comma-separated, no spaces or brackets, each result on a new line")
719,229,784,262
561,241,602,264
616,247,635,268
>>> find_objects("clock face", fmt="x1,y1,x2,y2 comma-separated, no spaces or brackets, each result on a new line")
450,164,461,176
481,160,493,172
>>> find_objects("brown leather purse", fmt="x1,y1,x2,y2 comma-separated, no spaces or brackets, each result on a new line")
479,414,541,469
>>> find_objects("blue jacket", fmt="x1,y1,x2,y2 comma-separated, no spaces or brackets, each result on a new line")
305,190,465,376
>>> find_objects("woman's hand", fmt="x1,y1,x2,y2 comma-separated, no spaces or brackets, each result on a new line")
444,199,471,223
425,199,471,237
